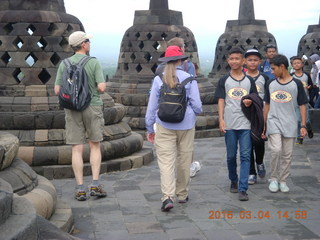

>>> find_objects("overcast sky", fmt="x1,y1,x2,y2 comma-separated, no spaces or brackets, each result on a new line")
64,0,319,64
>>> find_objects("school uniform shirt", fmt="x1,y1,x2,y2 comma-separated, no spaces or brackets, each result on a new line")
264,78,308,138
214,73,257,130
291,72,312,98
246,73,269,100
145,66,202,133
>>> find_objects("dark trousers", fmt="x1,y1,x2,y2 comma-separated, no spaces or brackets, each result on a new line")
250,141,265,175
309,87,319,108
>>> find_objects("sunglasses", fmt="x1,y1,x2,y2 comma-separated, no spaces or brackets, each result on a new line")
83,39,90,43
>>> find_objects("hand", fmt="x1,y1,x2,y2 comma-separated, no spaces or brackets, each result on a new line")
147,133,155,144
243,99,252,107
300,127,307,138
219,119,226,133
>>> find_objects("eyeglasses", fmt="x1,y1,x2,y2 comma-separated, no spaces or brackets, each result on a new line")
83,39,90,43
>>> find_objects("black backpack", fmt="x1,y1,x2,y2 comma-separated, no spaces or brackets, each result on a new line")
58,56,92,111
157,76,195,123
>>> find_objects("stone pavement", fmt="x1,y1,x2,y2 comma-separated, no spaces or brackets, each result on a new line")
51,133,320,240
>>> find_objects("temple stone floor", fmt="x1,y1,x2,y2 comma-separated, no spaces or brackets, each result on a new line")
52,133,320,240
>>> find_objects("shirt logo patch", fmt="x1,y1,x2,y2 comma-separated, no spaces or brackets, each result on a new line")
228,88,248,100
256,84,261,93
271,90,292,103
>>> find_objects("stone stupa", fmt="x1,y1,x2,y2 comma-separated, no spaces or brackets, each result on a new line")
208,0,277,83
107,0,219,138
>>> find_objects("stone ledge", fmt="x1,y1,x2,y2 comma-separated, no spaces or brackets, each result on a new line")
49,199,74,233
33,146,153,180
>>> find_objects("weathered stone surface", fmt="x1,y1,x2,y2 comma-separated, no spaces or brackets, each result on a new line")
0,179,13,224
0,132,19,170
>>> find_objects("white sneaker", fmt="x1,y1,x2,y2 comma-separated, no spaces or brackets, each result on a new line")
268,180,279,193
279,182,290,192
190,161,201,177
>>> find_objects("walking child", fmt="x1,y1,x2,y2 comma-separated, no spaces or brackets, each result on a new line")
264,54,308,193
290,56,314,144
244,49,269,185
214,48,258,201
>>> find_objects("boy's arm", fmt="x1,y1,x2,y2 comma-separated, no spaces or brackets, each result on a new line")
218,98,226,133
299,104,307,138
262,103,270,137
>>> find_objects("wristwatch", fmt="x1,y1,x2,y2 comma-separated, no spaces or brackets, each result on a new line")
301,125,307,129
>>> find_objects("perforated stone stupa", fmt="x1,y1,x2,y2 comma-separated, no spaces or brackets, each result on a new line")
0,0,152,179
298,15,320,72
107,0,219,138
208,0,277,82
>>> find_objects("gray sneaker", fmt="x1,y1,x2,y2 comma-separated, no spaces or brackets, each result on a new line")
239,191,249,201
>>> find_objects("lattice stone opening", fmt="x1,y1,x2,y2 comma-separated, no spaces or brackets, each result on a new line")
136,64,142,73
0,40,2,46
258,39,263,44
14,37,24,49
38,69,51,84
135,32,140,38
59,38,68,48
26,53,38,67
124,63,129,71
66,24,73,33
147,33,152,40
138,41,144,50
151,64,157,73
48,23,58,33
144,52,151,62
246,38,251,44
233,39,239,44
37,37,48,50
50,52,60,66
128,41,133,48
3,23,13,34
27,24,36,35
161,32,168,40
312,39,316,43
130,53,136,62
317,46,320,51
1,52,11,64
217,65,221,71
175,33,180,37
152,42,160,50
13,68,24,83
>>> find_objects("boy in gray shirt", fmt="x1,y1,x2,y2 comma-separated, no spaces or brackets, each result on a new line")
264,54,308,193
215,48,257,201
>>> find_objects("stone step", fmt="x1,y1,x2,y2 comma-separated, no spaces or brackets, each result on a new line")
0,195,38,240
33,146,153,180
0,179,13,224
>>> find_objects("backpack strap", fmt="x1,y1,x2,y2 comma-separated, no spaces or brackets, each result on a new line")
181,76,195,86
77,56,93,67
63,56,93,68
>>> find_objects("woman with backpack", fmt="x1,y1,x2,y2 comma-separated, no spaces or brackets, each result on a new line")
145,46,202,212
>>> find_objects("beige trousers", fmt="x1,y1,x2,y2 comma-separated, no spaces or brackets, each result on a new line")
155,123,195,202
268,134,295,182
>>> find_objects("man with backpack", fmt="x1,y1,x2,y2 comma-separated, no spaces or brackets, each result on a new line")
145,45,202,212
54,31,107,201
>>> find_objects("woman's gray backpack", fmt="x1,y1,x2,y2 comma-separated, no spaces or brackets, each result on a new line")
157,76,195,123
58,56,92,111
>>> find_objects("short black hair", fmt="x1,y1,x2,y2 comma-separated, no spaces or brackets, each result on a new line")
265,44,277,51
269,54,289,68
290,56,302,62
228,47,244,56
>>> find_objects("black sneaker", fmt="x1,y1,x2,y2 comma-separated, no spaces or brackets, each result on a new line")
75,190,87,201
161,197,174,212
307,128,314,139
89,185,107,198
257,163,266,178
296,137,303,144
239,191,249,201
178,196,189,204
230,181,238,193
